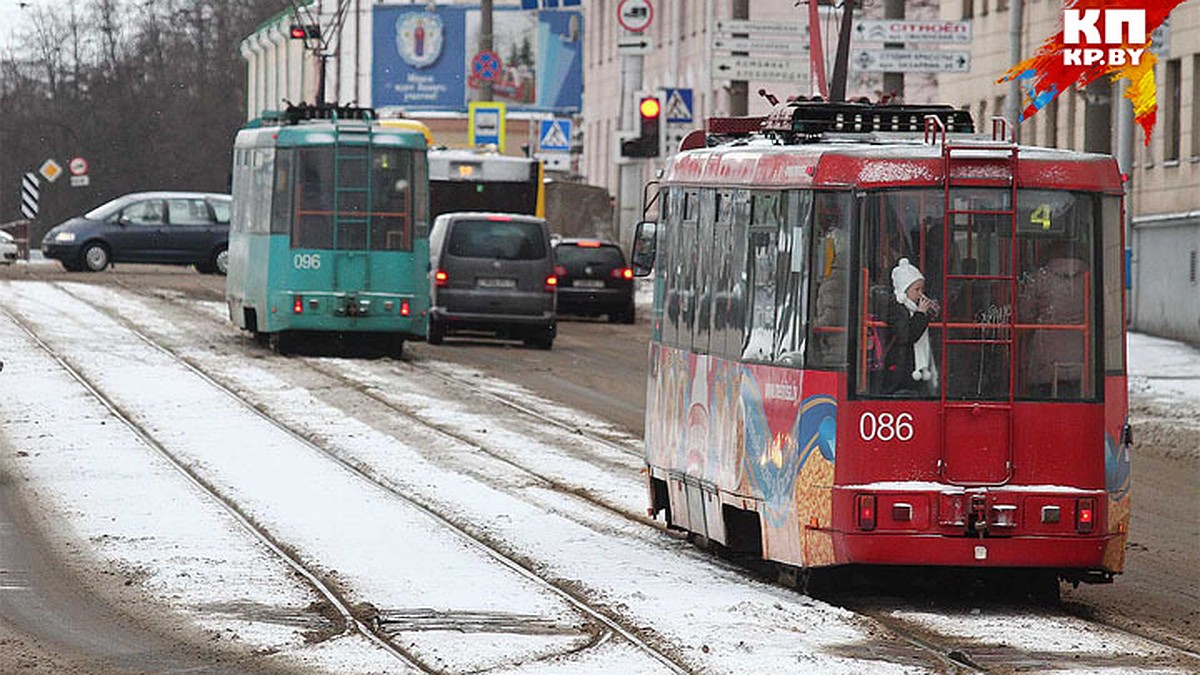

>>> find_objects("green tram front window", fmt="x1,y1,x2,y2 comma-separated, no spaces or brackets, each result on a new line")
292,146,417,251
855,188,1102,402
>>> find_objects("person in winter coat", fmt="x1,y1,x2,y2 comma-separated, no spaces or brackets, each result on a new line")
884,258,938,395
1022,244,1089,398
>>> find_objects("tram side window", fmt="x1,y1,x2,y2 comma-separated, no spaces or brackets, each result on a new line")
271,150,293,236
774,190,812,367
1101,196,1124,374
714,190,749,358
294,148,335,249
807,192,851,370
743,204,779,363
692,190,720,354
661,190,684,348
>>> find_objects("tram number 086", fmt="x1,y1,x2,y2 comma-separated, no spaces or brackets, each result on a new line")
293,253,322,270
859,412,914,442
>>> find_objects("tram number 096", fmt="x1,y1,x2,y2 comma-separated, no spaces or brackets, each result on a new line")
859,412,914,442
293,253,322,270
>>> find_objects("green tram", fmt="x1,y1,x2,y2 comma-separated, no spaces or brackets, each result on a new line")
225,104,429,355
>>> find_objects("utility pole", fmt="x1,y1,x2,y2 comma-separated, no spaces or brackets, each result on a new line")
617,45,644,252
882,0,904,101
1006,0,1024,139
480,0,494,102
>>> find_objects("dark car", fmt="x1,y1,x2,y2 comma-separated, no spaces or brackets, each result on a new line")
552,238,635,324
429,212,557,349
41,191,232,274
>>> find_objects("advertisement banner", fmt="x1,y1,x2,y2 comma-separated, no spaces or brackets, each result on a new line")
373,4,582,113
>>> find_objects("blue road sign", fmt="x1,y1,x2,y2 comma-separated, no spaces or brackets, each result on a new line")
539,119,572,151
662,87,694,124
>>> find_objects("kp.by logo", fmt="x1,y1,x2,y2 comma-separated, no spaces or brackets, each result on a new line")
1063,9,1146,67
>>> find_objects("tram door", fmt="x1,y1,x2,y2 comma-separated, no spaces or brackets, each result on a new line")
938,176,1017,485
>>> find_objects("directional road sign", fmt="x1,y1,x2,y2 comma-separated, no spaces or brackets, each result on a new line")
617,34,653,55
853,19,972,44
710,35,808,54
851,49,970,73
712,55,809,83
714,19,804,36
539,118,572,152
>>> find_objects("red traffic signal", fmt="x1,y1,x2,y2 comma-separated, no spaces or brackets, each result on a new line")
620,94,662,158
639,96,661,120
290,24,320,40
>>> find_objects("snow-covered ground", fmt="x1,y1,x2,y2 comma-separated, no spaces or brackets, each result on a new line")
0,277,1196,673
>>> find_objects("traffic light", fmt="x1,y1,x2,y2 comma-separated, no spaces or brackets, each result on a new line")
290,24,320,40
621,93,663,158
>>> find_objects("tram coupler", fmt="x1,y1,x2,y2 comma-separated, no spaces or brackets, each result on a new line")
967,494,989,537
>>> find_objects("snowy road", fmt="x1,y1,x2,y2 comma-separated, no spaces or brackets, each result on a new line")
1,276,1197,673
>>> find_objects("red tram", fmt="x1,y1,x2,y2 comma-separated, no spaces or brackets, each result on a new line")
633,101,1131,590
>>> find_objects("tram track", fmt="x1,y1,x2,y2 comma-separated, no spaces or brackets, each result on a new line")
26,281,694,674
42,276,1200,674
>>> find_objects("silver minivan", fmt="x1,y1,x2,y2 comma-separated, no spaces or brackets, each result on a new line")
428,212,557,349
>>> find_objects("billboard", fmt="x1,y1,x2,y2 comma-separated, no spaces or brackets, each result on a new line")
373,4,583,113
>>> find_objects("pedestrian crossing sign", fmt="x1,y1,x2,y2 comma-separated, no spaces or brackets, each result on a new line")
662,88,694,124
538,118,572,152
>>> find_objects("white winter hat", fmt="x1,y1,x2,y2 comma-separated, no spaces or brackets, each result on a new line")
892,258,925,303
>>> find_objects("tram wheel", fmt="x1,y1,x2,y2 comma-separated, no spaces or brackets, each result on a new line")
268,331,292,355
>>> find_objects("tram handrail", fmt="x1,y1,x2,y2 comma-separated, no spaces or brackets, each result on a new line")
923,114,946,148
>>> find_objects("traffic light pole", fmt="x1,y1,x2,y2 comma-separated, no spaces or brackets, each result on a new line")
618,49,644,253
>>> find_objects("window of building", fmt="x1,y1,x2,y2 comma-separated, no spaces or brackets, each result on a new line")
1164,58,1181,163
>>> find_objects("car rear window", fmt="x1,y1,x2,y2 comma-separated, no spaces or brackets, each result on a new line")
555,244,625,268
446,220,546,260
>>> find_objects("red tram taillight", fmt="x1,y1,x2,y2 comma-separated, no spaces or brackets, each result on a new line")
544,275,559,293
400,299,411,317
293,295,303,314
1076,498,1095,533
434,269,448,287
857,494,877,531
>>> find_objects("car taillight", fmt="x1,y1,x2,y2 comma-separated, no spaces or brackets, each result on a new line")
293,295,303,314
434,269,448,287
1076,498,1095,533
857,494,876,531
611,267,634,280
400,299,410,317
554,265,567,277
544,275,558,293
578,240,601,247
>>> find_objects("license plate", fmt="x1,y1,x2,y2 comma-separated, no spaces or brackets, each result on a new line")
574,279,605,289
477,277,517,289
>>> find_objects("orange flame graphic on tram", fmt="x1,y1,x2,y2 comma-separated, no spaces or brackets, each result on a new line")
998,0,1184,145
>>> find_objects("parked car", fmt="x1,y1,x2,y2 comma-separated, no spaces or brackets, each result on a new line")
552,238,636,324
428,212,557,349
40,191,232,274
0,229,17,265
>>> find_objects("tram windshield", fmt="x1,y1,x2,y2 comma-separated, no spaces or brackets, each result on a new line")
290,146,419,251
855,188,1112,402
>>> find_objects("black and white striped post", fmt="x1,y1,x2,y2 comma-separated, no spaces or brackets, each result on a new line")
20,172,39,219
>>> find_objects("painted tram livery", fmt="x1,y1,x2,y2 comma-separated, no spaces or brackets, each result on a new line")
635,101,1131,590
226,104,430,354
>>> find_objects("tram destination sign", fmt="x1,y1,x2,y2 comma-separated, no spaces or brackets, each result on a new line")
853,19,971,44
851,49,970,73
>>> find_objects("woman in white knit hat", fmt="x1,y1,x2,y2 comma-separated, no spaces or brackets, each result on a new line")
884,258,939,394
